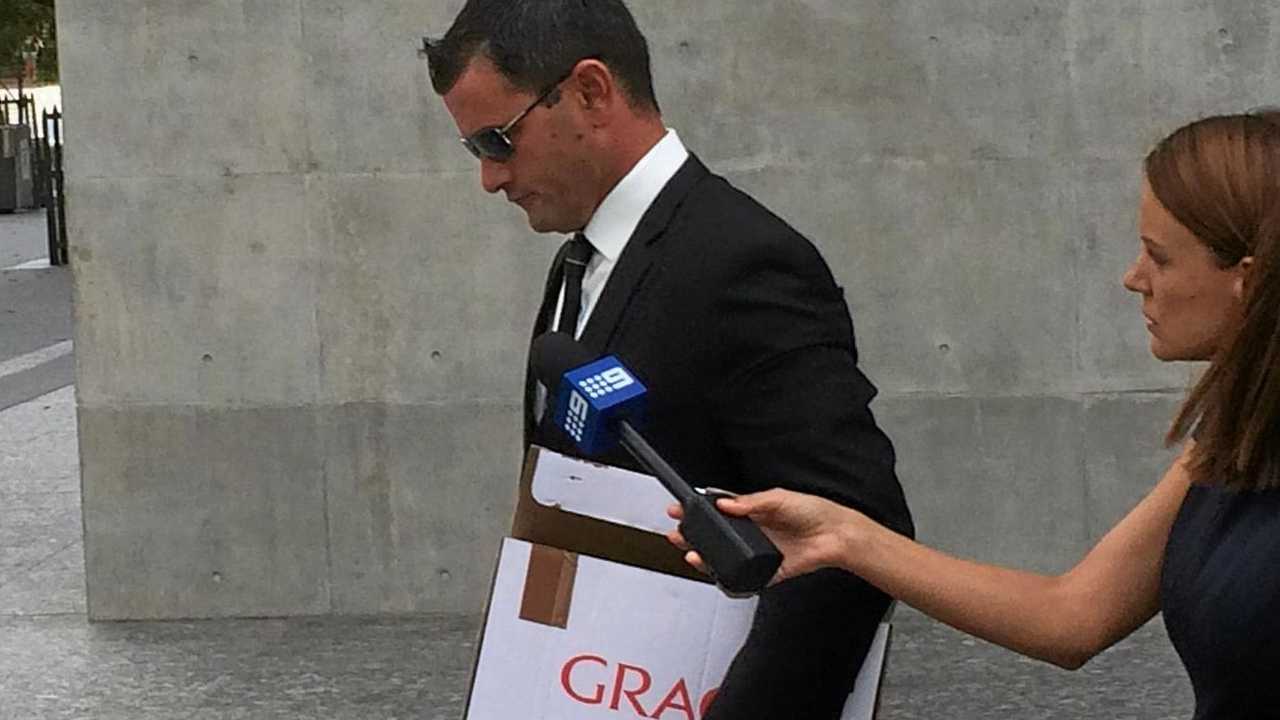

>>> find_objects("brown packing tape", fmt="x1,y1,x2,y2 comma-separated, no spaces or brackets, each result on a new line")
511,446,708,583
519,545,579,628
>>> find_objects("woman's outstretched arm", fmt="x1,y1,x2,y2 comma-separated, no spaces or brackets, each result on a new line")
669,446,1193,670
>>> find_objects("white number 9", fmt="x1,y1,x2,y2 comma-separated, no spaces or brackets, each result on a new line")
601,368,633,389
568,391,589,419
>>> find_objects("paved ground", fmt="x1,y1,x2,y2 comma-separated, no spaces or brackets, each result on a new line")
2,209,74,411
0,211,1195,718
1,210,51,270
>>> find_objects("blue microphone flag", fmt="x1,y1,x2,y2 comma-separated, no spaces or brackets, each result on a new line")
552,355,647,455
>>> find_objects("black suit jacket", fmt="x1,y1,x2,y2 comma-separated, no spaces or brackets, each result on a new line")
526,155,914,719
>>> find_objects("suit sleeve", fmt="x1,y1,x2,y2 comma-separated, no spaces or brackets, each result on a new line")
708,232,912,536
701,228,913,720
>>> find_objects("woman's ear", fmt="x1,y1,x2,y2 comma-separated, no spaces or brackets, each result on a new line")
1234,256,1255,302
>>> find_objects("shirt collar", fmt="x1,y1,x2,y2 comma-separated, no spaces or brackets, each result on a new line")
581,129,689,263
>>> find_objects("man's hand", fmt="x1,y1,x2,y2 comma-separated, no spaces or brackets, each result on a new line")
666,489,863,585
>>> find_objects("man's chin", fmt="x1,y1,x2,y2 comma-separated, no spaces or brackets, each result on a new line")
524,213,571,235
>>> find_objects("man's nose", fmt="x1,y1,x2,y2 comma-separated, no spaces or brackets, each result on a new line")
480,158,510,195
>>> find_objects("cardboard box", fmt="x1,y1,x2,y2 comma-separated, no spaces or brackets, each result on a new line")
465,447,892,719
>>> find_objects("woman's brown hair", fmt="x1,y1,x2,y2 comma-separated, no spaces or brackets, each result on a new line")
1153,110,1280,491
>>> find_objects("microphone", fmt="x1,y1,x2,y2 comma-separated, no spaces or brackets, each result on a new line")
530,332,782,595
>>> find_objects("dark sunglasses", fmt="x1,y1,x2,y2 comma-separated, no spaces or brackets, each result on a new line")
460,68,576,162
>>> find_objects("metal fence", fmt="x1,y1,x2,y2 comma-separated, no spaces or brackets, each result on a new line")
1,92,67,266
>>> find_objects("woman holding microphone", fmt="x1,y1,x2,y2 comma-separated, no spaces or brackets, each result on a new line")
670,111,1280,720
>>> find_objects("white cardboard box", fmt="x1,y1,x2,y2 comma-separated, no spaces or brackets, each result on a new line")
464,447,891,719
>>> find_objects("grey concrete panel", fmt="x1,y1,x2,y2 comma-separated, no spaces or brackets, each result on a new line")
70,176,319,408
1057,2,1280,159
58,0,1280,620
55,0,309,179
1060,3,1161,162
1137,1,1280,133
307,173,546,405
1060,2,1280,160
1082,394,1186,542
320,401,521,615
79,406,328,620
301,0,475,175
724,159,1079,397
876,395,1089,573
639,1,1074,166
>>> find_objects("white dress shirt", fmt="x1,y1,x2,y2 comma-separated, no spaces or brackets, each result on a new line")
534,129,689,421
551,129,690,338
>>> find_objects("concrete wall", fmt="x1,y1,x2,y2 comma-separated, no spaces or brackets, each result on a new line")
59,0,1280,619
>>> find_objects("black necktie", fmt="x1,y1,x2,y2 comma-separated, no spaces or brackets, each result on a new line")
556,233,594,336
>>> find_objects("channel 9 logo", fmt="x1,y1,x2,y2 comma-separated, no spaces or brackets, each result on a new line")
555,356,647,453
578,367,636,398
565,391,590,443
563,367,636,442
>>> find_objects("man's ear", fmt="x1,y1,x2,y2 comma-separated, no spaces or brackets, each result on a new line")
1234,256,1255,302
570,59,617,114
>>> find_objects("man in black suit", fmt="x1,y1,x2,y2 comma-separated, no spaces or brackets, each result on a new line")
425,1,913,717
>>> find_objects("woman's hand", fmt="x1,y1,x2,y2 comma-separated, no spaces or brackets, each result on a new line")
666,489,863,585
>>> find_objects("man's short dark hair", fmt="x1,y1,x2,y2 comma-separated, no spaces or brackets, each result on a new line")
424,0,660,114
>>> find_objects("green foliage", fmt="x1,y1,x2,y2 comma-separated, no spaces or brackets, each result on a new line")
0,0,57,84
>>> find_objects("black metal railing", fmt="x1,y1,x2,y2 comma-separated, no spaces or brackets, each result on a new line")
1,91,66,266
40,108,66,266
0,93,36,126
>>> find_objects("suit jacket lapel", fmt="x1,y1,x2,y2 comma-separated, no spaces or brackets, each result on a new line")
578,155,711,351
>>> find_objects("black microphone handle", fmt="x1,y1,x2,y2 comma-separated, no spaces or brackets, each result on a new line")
615,421,782,595
616,422,698,505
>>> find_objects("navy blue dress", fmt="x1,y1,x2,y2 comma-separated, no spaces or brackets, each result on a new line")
1161,482,1280,719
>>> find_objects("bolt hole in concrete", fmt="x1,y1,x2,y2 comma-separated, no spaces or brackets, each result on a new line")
202,353,213,363
431,351,442,360
439,570,452,582
212,572,223,584
939,344,951,353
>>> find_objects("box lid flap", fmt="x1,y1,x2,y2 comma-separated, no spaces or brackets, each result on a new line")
530,447,674,535
511,446,704,582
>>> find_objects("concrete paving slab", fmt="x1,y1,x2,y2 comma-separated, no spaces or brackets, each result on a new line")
0,351,75,412
0,266,72,362
0,210,50,269
879,608,1193,719
0,614,478,720
0,546,85,615
0,607,1194,719
0,385,79,494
